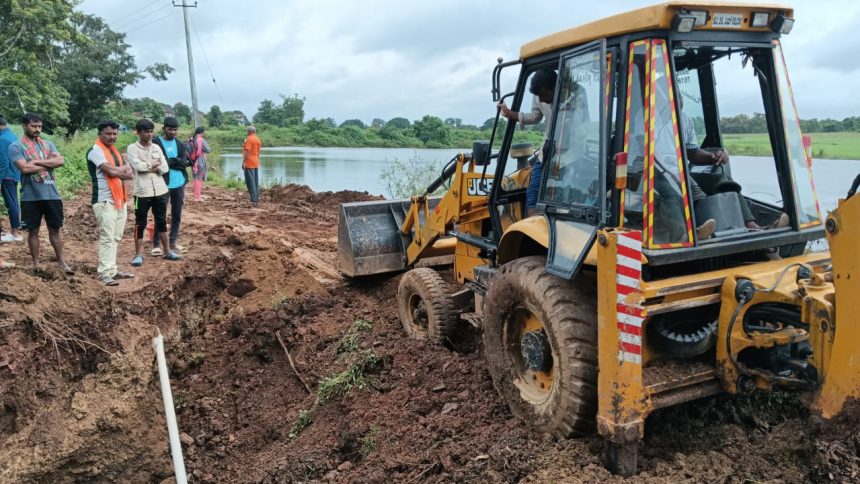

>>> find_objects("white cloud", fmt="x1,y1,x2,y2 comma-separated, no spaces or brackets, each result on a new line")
78,0,860,125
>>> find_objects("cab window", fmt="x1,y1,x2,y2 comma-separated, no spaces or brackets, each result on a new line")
542,49,602,207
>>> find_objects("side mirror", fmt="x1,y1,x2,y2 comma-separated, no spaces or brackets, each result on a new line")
472,140,491,166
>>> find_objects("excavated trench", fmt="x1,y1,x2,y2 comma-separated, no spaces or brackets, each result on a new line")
0,249,234,482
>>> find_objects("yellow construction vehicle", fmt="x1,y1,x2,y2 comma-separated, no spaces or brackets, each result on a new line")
338,1,860,475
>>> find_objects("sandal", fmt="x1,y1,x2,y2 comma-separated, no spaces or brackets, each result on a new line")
62,264,75,275
151,247,163,256
100,275,119,286
131,255,144,267
0,259,15,269
114,271,135,280
163,251,182,261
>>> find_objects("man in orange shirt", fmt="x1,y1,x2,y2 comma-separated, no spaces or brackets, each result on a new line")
242,126,262,204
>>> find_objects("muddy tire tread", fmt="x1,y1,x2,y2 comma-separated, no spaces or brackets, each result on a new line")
483,256,598,438
397,267,457,345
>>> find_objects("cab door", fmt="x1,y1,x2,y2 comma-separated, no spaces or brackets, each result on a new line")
539,39,608,278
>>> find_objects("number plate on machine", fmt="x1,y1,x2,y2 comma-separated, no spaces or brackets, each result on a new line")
711,13,744,28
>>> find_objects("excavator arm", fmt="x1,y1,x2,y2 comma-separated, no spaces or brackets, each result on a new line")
401,154,492,266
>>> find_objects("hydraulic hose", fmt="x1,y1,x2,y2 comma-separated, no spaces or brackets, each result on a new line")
848,173,860,199
424,155,460,196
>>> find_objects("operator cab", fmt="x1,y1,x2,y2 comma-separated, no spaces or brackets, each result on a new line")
487,3,822,277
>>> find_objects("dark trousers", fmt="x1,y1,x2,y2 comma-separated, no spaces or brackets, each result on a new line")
244,168,259,203
134,194,168,239
1,179,20,230
153,186,185,248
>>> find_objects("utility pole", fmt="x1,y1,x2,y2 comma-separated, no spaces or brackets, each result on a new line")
174,0,200,129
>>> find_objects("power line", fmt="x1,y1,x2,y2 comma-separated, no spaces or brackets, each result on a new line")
189,16,225,107
108,0,166,29
123,9,181,34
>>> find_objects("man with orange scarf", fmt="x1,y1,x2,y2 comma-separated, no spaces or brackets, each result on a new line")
9,113,72,273
86,120,135,286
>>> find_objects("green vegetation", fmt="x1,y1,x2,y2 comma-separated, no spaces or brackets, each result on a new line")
378,155,445,198
288,409,313,440
724,132,860,160
317,351,381,404
336,320,374,357
361,426,381,457
285,319,377,441
1,2,171,135
50,130,137,196
20,124,860,205
720,113,860,135
188,352,206,369
199,118,542,151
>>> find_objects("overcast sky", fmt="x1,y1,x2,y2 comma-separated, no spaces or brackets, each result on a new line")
78,0,860,125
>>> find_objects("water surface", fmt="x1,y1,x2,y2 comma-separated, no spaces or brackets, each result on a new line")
219,147,860,212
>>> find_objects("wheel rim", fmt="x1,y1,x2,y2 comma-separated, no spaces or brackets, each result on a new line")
505,308,555,403
406,293,429,334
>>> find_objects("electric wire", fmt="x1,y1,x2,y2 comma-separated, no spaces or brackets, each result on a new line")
123,9,182,34
111,0,171,31
189,15,226,107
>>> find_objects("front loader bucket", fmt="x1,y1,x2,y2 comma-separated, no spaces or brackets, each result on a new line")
814,192,860,418
337,198,442,277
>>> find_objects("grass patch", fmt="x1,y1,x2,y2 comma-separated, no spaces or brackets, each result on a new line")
187,352,205,369
361,426,381,457
724,132,860,160
317,351,381,404
288,409,313,440
335,319,374,358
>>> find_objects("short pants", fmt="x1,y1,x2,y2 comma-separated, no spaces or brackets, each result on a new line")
21,199,64,230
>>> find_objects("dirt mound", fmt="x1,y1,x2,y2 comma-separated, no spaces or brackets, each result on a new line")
2,183,860,482
266,183,384,205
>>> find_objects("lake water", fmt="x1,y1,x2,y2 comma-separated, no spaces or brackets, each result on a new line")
219,147,860,212
220,146,461,197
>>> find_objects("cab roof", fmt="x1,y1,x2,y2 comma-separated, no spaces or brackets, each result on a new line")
520,1,794,59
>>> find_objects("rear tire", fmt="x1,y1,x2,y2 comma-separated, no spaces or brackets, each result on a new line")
397,268,457,345
483,256,598,437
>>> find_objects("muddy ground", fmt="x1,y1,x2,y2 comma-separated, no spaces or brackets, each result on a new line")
1,183,859,483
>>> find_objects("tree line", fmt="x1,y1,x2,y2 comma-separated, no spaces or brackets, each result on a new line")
719,113,860,134
0,1,172,136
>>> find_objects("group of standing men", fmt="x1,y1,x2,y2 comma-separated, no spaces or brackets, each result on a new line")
0,112,263,285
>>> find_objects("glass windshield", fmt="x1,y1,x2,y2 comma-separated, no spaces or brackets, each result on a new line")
650,40,694,246
542,48,601,207
623,40,693,247
773,41,821,227
671,42,804,238
622,42,648,232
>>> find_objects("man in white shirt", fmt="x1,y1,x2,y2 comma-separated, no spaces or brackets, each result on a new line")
86,120,135,285
126,118,181,266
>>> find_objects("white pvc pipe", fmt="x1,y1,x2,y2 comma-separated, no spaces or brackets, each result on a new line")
153,334,188,484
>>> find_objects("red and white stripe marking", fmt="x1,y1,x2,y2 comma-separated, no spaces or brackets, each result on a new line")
617,231,643,365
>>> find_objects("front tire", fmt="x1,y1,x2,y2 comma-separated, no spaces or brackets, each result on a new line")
483,256,598,437
397,268,456,345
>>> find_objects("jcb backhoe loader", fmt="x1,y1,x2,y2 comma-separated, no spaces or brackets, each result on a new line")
337,1,860,475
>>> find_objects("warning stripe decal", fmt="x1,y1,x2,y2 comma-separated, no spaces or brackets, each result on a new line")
616,231,644,365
